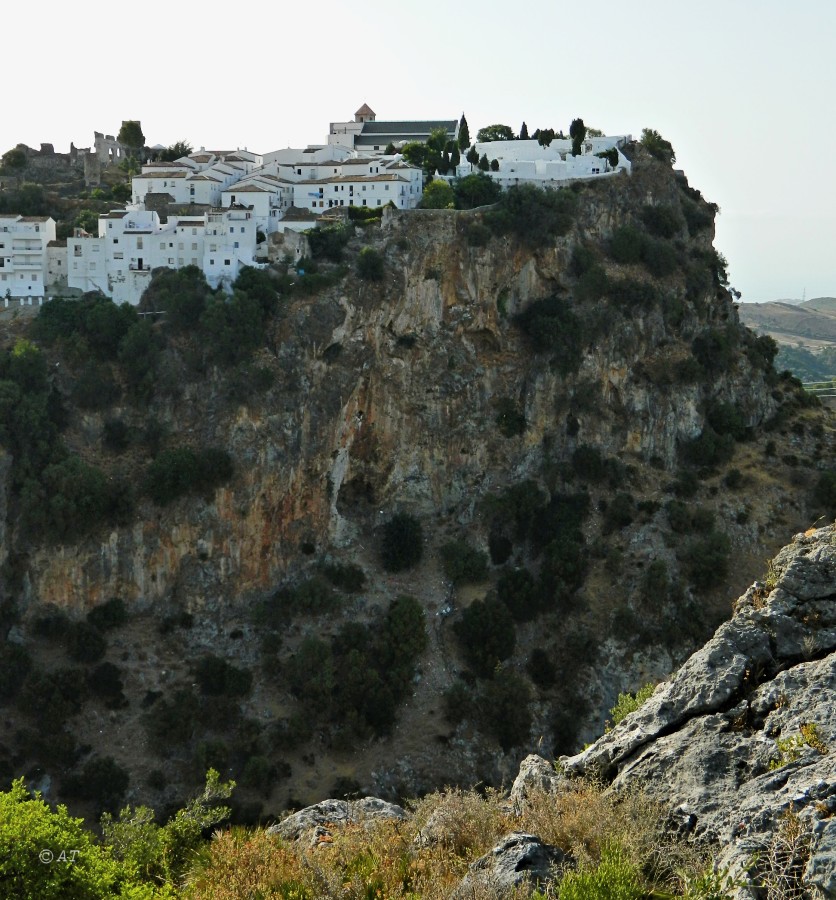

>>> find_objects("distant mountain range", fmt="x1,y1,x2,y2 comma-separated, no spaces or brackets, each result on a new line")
739,298,836,381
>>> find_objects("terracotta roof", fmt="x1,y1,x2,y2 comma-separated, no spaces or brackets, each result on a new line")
103,211,129,219
135,170,187,179
190,154,213,163
48,239,67,247
297,173,407,185
355,103,376,117
187,174,222,182
224,184,269,193
19,216,52,222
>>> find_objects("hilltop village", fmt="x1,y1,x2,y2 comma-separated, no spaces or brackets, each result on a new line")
0,106,631,306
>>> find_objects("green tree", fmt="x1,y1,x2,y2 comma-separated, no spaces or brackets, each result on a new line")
640,128,676,164
457,114,470,151
380,512,423,572
110,182,131,203
117,120,145,153
158,140,193,162
454,596,516,677
478,153,490,171
0,779,145,900
357,246,384,281
466,145,480,167
450,143,461,167
519,121,530,140
570,117,587,156
421,179,455,209
0,145,27,173
490,158,499,172
476,124,515,142
453,172,502,209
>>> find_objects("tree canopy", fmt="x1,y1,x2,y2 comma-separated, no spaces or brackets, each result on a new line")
421,178,455,209
0,145,27,173
457,114,470,151
158,140,192,162
519,122,530,140
117,120,145,150
640,128,676,165
570,118,587,156
476,124,516,142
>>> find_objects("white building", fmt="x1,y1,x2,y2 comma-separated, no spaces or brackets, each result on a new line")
67,207,257,305
0,215,56,300
456,136,632,188
328,104,458,153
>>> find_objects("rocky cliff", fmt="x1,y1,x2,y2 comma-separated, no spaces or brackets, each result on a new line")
1,147,833,817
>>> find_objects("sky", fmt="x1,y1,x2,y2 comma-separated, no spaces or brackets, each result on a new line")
4,0,835,303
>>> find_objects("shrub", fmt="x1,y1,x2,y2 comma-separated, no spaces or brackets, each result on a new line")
640,204,683,239
453,596,516,677
321,561,366,591
527,647,557,688
144,446,233,505
575,264,609,302
440,540,488,586
88,661,125,703
602,492,634,535
306,224,350,262
641,238,679,277
608,683,656,728
453,173,502,209
572,445,608,483
680,428,735,468
72,362,120,410
558,843,645,900
515,295,585,374
486,184,578,246
817,471,836,510
380,513,423,572
102,418,131,453
488,529,513,565
0,643,31,703
683,530,732,591
86,598,128,631
145,688,200,752
478,671,532,751
609,226,645,264
497,566,540,621
194,655,253,697
62,756,130,814
608,278,659,310
692,327,738,375
65,621,107,663
463,221,491,247
357,247,384,281
706,401,747,440
494,397,526,437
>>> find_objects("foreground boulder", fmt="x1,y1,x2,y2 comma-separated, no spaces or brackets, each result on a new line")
267,796,407,844
455,832,568,897
560,525,836,898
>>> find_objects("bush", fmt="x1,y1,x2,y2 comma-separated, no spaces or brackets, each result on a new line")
817,471,836,510
194,655,253,697
706,401,747,440
486,183,577,246
65,621,107,663
680,428,735,469
572,445,608,483
494,397,526,437
559,843,645,900
87,598,128,631
609,226,645,264
102,418,131,453
602,492,634,535
357,247,384,281
87,662,125,704
62,756,130,814
380,513,423,572
496,566,540,621
440,540,488,586
692,327,738,375
527,647,557,688
608,683,656,728
640,204,683,239
453,172,502,209
321,561,366,592
515,295,585,374
144,446,233,505
683,530,732,591
0,643,31,703
478,671,532,751
454,596,516,677
306,224,350,262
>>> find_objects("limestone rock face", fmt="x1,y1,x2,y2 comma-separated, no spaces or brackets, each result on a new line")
561,525,836,897
266,796,407,843
454,832,568,898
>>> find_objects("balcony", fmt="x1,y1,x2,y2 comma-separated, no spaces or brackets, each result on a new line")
128,264,151,273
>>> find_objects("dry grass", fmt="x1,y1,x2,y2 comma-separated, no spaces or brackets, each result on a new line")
183,779,709,899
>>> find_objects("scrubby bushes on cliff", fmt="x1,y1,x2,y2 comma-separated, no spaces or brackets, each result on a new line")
379,512,423,572
485,183,578,246
515,294,585,374
143,446,233,505
453,596,516,677
440,540,489,586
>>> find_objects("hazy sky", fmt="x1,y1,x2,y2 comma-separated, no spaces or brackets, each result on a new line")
5,1,834,302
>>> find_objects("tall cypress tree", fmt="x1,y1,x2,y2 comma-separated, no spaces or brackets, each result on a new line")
520,121,529,140
478,154,490,172
451,144,461,168
458,114,470,152
441,149,451,175
466,145,479,167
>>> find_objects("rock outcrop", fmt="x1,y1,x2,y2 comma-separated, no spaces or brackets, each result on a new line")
455,832,568,897
560,524,836,898
267,797,407,844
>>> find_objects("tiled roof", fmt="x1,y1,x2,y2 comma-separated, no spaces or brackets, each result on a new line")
19,216,52,222
297,173,407,185
281,206,317,221
225,184,269,192
135,171,187,179
355,103,376,117
359,120,456,136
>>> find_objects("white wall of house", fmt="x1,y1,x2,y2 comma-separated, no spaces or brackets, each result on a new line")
0,215,56,299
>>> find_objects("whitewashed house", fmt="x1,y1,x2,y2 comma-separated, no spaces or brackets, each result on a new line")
67,207,257,305
0,215,56,301
328,104,458,153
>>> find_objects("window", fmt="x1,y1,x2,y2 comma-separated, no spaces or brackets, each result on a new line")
108,223,112,229
160,242,166,250
210,259,215,265
113,238,119,244
168,258,174,264
169,242,173,248
114,253,123,260
192,228,197,235
178,242,184,250
385,185,389,191
90,263,96,270
362,200,367,206
137,238,143,249
191,243,198,251
178,258,184,266
34,226,39,233
377,199,381,206
92,245,100,252
224,259,230,266
362,185,366,191
234,241,239,248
